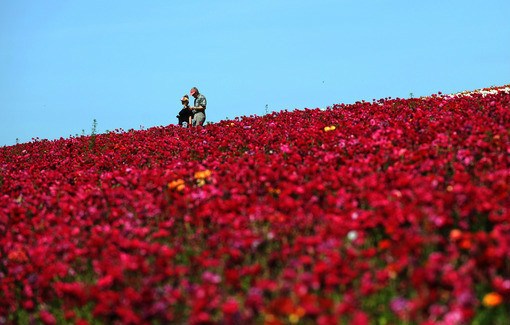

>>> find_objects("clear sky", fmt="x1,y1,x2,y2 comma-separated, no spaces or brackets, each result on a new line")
1,1,509,146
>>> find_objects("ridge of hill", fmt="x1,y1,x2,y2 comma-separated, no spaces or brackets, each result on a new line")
450,84,510,97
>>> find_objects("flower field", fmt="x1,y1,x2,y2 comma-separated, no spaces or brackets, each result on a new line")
1,86,509,324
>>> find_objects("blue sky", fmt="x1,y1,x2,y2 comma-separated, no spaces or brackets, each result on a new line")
1,1,509,146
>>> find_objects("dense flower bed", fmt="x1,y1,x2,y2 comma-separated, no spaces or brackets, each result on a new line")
1,86,509,324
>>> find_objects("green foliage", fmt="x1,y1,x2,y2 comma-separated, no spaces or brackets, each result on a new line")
88,118,97,151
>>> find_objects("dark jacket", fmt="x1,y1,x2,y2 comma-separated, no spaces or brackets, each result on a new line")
177,106,194,126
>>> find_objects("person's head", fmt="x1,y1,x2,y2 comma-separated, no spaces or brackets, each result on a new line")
190,87,199,98
181,94,189,105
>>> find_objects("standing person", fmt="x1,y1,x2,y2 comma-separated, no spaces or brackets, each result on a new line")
177,94,193,127
190,87,207,126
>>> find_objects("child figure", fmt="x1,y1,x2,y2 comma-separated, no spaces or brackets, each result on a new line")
177,95,193,127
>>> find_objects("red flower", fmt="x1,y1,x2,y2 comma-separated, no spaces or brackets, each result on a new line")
39,310,56,325
222,297,239,315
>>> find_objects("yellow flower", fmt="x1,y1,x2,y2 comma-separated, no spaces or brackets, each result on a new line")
288,307,305,324
288,313,300,324
324,125,336,132
482,292,503,307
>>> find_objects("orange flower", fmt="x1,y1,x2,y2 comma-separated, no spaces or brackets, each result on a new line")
449,229,462,241
267,187,281,197
194,170,212,187
168,179,185,191
482,292,503,307
264,314,283,325
8,249,28,263
194,169,212,180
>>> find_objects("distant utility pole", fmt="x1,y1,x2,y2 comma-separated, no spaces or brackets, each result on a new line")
265,104,269,114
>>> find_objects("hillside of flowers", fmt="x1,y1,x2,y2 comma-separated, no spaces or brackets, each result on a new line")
1,85,509,324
